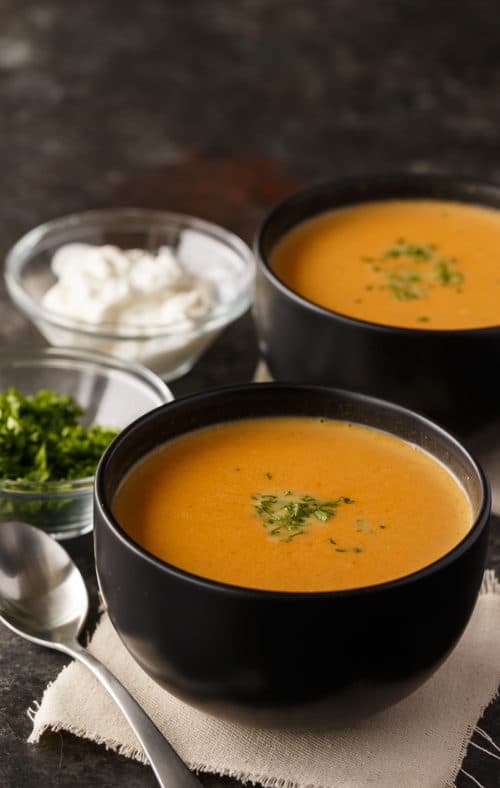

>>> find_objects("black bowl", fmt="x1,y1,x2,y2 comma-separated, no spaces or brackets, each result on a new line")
94,383,490,728
254,173,500,437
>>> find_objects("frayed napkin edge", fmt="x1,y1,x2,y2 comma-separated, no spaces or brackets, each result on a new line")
26,664,321,787
446,699,500,788
480,569,500,594
445,568,500,788
28,711,314,788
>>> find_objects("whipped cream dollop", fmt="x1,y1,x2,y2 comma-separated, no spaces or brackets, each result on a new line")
42,243,218,331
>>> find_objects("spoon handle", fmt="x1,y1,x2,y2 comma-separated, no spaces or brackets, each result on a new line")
69,641,203,787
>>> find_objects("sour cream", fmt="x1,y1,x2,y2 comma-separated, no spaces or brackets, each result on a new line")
38,241,234,379
43,243,217,330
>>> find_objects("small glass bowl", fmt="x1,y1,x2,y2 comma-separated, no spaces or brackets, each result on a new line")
5,208,255,380
0,347,172,539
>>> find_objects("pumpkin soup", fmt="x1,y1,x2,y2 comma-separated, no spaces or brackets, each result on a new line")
270,199,500,329
112,417,472,592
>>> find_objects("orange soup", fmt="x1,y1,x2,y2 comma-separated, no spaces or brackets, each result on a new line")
112,417,472,592
270,199,500,330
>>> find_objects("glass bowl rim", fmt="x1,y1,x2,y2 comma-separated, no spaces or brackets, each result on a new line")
5,207,256,340
0,476,94,494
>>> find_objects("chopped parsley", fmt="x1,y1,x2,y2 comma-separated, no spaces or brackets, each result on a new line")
435,261,464,287
253,491,355,542
0,388,118,482
387,270,424,301
333,545,363,554
381,239,436,262
359,239,465,302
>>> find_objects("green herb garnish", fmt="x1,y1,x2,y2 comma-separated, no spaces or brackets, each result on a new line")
333,545,363,553
0,388,118,482
435,261,464,287
359,239,465,302
331,542,363,554
382,240,436,262
387,270,424,301
253,491,354,542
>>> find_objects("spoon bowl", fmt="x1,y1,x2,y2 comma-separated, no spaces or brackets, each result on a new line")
0,520,202,788
0,520,88,646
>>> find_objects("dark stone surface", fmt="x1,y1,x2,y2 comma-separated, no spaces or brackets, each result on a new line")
0,1,499,786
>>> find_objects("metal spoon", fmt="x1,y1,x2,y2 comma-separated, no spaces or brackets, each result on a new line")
0,520,202,787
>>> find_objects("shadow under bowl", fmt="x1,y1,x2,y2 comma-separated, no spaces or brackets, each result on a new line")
254,173,500,437
94,383,490,728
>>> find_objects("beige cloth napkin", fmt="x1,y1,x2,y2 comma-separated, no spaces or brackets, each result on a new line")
28,571,500,788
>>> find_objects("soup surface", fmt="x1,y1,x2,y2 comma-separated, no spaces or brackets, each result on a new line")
270,199,500,329
113,417,472,592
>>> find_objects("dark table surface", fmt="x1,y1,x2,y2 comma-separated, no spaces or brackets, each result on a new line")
1,1,500,786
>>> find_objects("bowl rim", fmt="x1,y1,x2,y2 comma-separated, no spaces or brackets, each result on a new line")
0,345,173,491
5,207,255,340
94,381,491,600
254,171,500,337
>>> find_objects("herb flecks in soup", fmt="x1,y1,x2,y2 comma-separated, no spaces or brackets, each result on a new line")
363,238,465,303
270,199,500,329
253,491,355,541
112,417,472,593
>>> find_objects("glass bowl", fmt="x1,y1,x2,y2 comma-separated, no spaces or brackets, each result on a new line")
4,208,255,380
0,347,172,539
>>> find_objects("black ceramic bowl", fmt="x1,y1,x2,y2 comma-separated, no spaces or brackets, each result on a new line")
254,173,500,437
94,383,490,728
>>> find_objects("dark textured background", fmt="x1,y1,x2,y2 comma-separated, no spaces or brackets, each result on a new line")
0,1,499,786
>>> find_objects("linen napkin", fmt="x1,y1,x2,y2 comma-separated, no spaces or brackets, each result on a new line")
28,570,500,788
